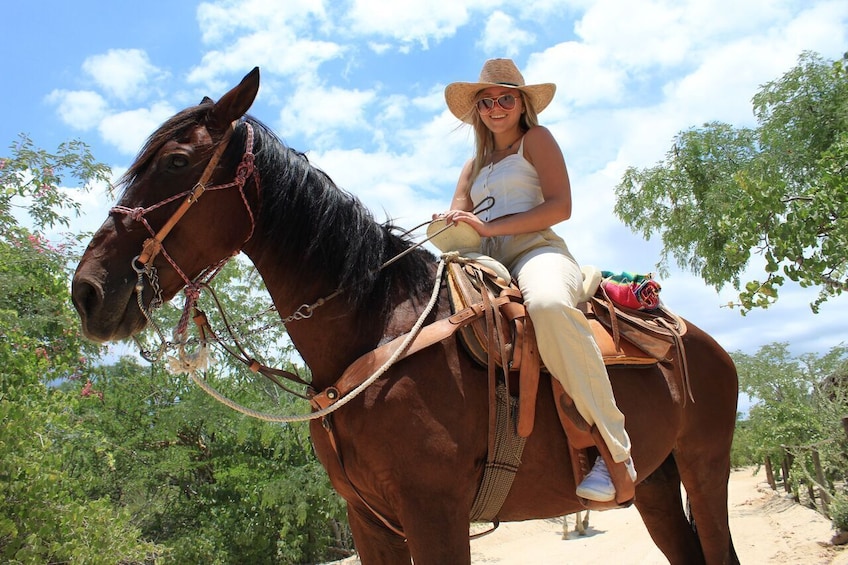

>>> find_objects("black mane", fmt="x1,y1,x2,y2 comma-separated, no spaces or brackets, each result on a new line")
237,117,435,311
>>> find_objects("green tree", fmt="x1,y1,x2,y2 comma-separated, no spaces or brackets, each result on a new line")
0,133,110,376
615,51,848,312
68,315,350,563
2,134,351,563
730,343,848,524
733,343,833,460
1,133,111,236
1,137,163,563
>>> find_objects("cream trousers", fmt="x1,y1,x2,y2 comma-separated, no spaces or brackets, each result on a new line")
482,229,632,463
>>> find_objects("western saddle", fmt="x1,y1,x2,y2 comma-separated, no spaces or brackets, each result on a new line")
311,252,688,518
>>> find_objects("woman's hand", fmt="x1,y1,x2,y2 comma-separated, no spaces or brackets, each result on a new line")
438,209,491,236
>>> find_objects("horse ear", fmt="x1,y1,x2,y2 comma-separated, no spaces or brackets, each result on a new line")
210,67,260,130
200,96,214,105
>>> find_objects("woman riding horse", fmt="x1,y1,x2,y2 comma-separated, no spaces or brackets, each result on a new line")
72,67,740,564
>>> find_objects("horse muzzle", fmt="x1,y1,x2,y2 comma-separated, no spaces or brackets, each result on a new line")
71,270,148,342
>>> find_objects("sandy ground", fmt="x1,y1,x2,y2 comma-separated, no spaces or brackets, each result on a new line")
329,467,848,564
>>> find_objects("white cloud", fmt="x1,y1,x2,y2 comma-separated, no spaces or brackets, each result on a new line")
781,0,848,59
529,42,626,109
280,82,377,146
574,1,692,69
59,175,120,238
81,49,164,102
187,29,344,91
344,0,472,47
196,0,329,44
46,90,109,131
188,1,346,94
98,102,178,156
308,146,449,226
477,11,535,56
367,41,393,55
515,0,590,20
570,0,804,71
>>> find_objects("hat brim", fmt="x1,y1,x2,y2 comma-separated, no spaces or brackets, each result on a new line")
445,81,556,124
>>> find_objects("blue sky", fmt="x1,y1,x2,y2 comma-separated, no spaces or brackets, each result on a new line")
3,0,847,359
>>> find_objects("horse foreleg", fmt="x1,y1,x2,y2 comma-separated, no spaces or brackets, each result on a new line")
633,456,705,565
347,505,411,564
399,499,472,565
563,510,588,538
347,499,471,565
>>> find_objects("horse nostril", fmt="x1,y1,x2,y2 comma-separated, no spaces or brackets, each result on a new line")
71,277,103,316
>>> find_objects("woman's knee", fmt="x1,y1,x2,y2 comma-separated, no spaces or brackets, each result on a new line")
524,290,569,318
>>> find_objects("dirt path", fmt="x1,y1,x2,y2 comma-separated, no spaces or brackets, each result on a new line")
331,467,847,564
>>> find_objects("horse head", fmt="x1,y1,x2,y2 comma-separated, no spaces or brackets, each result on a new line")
72,68,261,342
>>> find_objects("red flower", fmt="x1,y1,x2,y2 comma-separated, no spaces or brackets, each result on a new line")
81,380,104,401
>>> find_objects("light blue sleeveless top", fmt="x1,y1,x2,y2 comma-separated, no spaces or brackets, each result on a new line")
469,137,543,222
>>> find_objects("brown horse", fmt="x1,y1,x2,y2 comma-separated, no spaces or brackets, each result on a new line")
72,68,740,564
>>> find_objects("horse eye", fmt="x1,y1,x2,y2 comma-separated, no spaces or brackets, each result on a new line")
168,154,189,169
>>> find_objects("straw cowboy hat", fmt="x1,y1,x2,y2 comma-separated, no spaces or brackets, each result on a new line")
444,58,556,123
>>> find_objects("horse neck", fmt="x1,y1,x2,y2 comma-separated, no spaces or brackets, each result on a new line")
240,243,388,389
236,126,427,387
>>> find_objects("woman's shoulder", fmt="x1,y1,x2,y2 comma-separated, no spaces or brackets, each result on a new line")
524,125,555,144
522,126,561,164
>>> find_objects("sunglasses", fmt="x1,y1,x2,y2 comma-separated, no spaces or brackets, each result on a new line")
476,93,518,113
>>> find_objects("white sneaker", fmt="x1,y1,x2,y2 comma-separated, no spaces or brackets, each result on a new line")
576,457,615,502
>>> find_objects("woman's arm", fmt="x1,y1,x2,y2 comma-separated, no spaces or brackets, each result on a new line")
451,158,477,211
433,159,476,219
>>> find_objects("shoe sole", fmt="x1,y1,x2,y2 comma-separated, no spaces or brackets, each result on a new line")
575,487,615,502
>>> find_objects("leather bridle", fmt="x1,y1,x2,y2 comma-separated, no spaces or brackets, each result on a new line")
113,120,257,280
111,120,260,341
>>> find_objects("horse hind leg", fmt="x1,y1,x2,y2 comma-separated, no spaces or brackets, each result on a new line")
675,447,739,565
561,510,591,539
562,511,583,539
633,455,705,564
687,497,740,565
573,510,589,536
671,323,739,564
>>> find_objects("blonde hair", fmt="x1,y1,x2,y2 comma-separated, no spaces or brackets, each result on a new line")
469,92,540,180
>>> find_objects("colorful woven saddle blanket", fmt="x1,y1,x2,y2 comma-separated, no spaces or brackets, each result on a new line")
599,270,662,311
